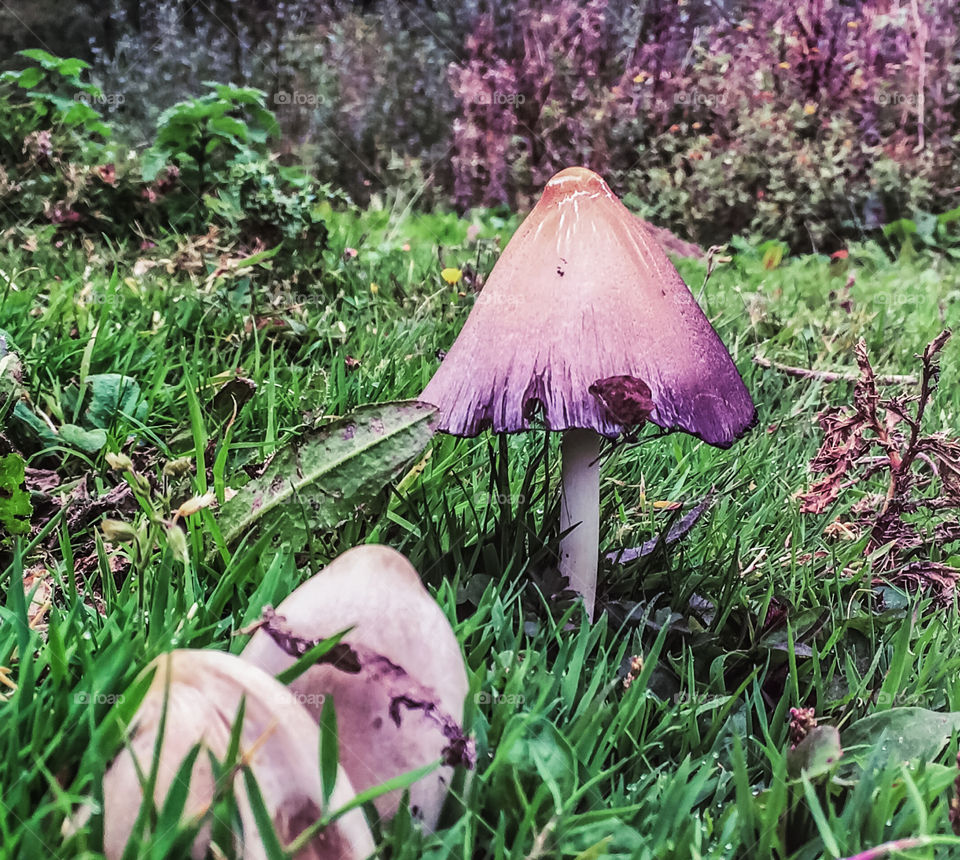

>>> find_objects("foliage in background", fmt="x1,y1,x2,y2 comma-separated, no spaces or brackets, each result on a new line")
7,0,960,248
11,0,960,248
450,0,960,249
0,52,334,265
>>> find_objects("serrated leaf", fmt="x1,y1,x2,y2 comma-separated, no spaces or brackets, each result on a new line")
0,453,32,538
216,400,436,550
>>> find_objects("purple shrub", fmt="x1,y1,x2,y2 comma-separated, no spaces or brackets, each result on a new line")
449,0,960,247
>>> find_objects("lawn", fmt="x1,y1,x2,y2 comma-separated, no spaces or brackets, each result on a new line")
3,203,960,859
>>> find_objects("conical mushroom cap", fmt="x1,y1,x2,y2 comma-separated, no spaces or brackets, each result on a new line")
422,166,756,447
102,650,374,860
241,545,471,830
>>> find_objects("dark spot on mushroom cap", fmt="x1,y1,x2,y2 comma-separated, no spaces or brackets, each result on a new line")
588,375,655,429
523,397,545,421
372,716,382,729
274,795,327,845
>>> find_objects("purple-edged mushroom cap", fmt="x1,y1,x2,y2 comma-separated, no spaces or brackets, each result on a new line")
421,166,756,618
422,166,755,445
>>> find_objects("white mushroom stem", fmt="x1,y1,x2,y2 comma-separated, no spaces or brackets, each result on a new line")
559,428,602,620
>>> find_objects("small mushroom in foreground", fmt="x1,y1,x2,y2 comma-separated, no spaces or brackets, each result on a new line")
241,545,473,830
421,166,756,619
102,649,374,860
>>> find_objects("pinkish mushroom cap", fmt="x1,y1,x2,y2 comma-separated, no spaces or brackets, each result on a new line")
422,166,756,447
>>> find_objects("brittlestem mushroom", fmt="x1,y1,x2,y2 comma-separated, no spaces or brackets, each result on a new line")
421,166,756,619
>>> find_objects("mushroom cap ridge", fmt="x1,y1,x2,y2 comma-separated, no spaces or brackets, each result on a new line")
421,166,757,447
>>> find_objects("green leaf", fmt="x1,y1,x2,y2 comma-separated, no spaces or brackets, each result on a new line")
16,67,43,89
937,205,960,226
58,423,107,453
11,401,59,447
17,48,62,70
84,373,147,429
208,83,268,105
155,743,203,832
56,58,90,78
216,400,436,551
208,115,249,140
0,453,32,538
842,707,960,764
318,696,339,809
241,767,286,860
493,714,578,806
274,627,353,686
141,149,169,183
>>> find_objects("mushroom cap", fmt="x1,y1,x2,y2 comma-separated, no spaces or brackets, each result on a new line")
102,649,374,860
421,166,756,447
241,545,470,830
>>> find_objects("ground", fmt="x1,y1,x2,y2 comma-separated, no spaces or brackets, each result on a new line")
2,207,960,858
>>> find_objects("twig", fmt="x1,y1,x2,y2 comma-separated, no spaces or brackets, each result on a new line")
607,490,715,564
696,245,730,304
753,355,918,386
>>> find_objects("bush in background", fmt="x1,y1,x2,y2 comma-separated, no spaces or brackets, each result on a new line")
450,0,960,249
0,51,333,265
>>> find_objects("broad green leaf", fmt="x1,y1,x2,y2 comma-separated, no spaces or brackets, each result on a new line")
208,83,268,105
85,373,147,429
141,149,169,182
216,400,436,551
58,423,107,453
16,67,43,89
208,115,249,140
842,707,960,764
17,48,62,69
11,401,58,447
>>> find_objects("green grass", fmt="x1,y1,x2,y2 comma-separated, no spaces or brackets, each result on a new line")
3,205,960,859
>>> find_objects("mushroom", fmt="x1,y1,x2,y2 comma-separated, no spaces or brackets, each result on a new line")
101,649,374,860
241,545,473,830
420,166,756,619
